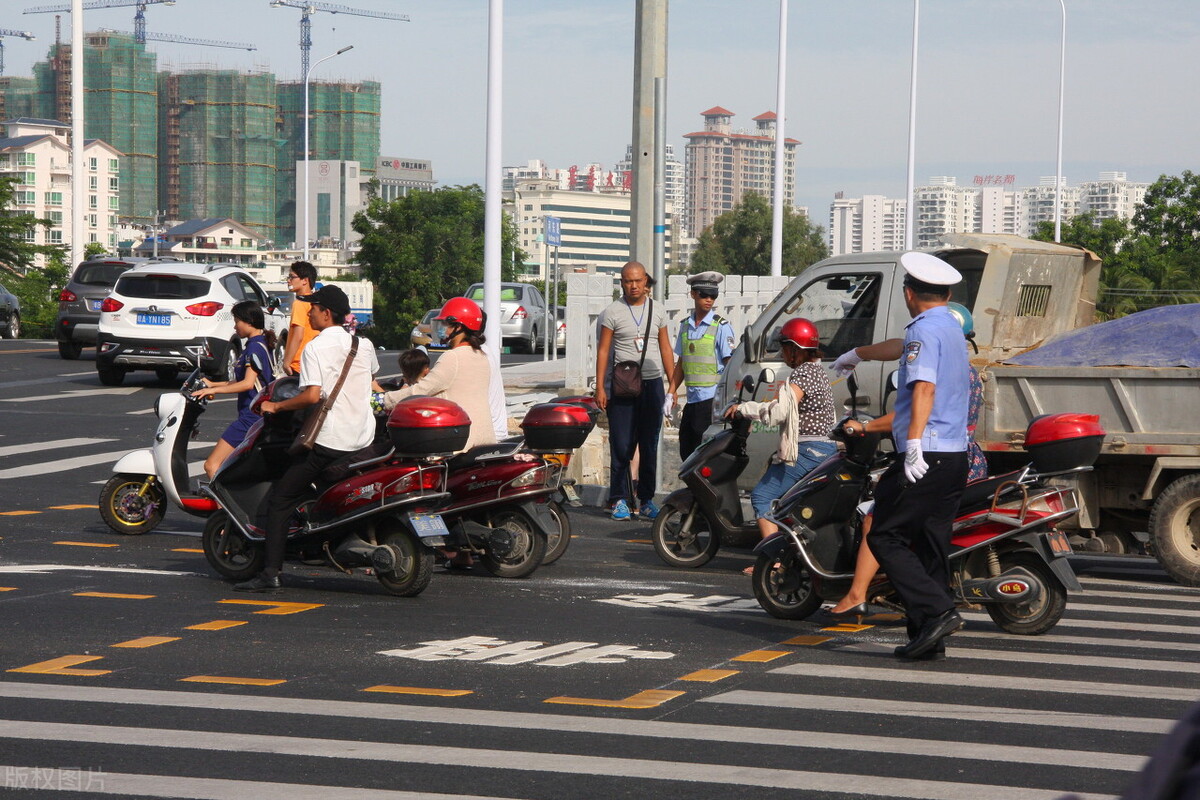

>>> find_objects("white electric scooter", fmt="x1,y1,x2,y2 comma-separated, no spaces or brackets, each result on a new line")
99,369,219,534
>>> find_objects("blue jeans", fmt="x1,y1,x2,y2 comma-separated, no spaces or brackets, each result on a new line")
606,378,666,504
750,441,838,519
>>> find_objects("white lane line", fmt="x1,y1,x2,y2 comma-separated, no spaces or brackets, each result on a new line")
0,720,1127,798
1079,576,1200,594
1,387,142,403
769,662,1200,702
955,629,1200,653
701,690,1174,734
1076,589,1200,605
0,450,141,480
0,438,116,459
0,767,514,800
0,565,199,576
0,682,1142,780
928,647,1199,674
963,613,1200,638
1064,602,1200,619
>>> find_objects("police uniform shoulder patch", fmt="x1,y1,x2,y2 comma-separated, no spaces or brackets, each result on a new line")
905,341,922,364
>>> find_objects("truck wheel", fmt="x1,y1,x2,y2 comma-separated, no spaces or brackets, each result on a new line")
1149,474,1200,587
985,552,1067,635
58,341,84,360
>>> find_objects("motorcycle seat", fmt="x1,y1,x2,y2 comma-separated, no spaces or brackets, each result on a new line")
319,440,396,486
447,441,523,472
957,468,1027,515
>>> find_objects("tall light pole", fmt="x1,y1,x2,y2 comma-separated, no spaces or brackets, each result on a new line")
302,44,353,261
1053,0,1066,243
904,0,920,251
70,0,84,270
769,0,787,278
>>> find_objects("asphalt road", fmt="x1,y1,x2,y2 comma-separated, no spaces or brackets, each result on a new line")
1,340,1198,799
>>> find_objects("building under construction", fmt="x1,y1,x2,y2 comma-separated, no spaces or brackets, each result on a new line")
275,79,381,245
0,77,38,121
159,68,279,239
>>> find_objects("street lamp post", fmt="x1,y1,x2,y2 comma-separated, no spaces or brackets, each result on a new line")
302,44,353,261
904,0,920,251
1054,0,1066,243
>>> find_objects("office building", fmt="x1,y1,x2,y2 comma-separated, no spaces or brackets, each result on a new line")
375,156,435,202
295,159,365,247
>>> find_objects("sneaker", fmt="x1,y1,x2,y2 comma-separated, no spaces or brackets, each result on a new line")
639,500,660,520
611,499,632,520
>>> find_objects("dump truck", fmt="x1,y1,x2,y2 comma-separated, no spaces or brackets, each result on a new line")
716,233,1200,586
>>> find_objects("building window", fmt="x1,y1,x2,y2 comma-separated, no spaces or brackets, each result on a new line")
89,214,97,227
49,211,63,225
89,157,97,171
109,177,119,191
108,158,119,172
49,230,63,244
89,176,98,190
109,197,119,210
89,195,98,209
17,153,35,167
23,228,37,242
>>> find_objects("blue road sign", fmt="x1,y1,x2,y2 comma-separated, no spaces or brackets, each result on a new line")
545,216,562,247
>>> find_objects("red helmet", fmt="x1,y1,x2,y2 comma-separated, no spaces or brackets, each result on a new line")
780,317,819,350
436,297,484,333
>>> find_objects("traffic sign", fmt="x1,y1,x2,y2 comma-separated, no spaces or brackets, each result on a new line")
545,216,561,247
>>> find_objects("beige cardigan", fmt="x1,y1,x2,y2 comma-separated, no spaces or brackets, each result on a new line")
738,383,802,465
382,345,498,451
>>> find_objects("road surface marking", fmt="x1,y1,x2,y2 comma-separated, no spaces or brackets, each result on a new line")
7,656,111,676
544,689,684,709
218,599,324,615
364,685,473,697
0,450,152,480
111,637,180,648
48,504,97,510
180,676,287,686
0,387,141,403
0,587,15,592
782,635,832,646
55,541,119,548
0,511,38,517
0,438,115,458
75,592,154,600
0,564,198,576
944,646,1200,674
820,623,874,632
185,620,247,631
625,538,651,544
731,649,789,663
678,669,739,682
379,636,673,666
172,548,204,553
955,629,1200,653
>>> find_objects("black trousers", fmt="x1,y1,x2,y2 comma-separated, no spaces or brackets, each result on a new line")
606,379,665,505
264,444,349,576
678,397,714,461
868,451,968,637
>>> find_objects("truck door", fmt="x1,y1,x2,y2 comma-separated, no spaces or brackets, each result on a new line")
735,269,893,489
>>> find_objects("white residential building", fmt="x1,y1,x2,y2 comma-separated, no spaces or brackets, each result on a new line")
828,194,906,255
0,117,122,266
1078,172,1148,223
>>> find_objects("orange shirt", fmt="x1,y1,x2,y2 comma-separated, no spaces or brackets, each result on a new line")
288,297,319,374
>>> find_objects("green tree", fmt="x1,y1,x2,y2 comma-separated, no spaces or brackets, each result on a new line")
0,175,67,337
352,185,523,347
689,192,828,277
0,175,57,272
10,252,70,337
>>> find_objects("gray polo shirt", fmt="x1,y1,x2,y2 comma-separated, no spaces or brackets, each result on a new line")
598,298,667,381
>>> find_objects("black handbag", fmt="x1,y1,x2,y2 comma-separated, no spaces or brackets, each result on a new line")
610,299,653,399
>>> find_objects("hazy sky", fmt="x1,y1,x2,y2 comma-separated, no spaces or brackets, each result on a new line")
5,0,1196,223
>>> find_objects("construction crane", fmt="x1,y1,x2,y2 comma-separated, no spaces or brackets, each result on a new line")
269,0,409,77
0,29,36,76
96,26,255,51
25,0,176,44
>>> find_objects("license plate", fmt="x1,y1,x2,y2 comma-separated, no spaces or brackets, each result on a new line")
136,313,171,326
89,299,103,312
408,512,451,538
1044,529,1073,557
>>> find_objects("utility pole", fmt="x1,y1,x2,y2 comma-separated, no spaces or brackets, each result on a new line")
630,0,666,274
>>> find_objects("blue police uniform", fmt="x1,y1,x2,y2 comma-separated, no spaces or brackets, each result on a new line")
674,309,735,459
892,305,970,453
674,311,736,404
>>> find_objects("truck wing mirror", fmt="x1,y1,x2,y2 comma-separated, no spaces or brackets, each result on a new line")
883,370,899,406
740,374,757,396
743,325,759,363
756,368,775,388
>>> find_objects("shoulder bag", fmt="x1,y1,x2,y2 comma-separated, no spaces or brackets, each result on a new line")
610,299,653,399
288,336,359,456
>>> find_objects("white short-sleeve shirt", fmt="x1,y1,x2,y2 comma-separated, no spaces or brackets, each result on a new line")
298,326,380,453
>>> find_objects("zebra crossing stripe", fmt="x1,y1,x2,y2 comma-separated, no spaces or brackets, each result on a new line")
1077,589,1200,605
955,629,1200,653
0,438,116,459
0,720,1124,798
946,647,1200,674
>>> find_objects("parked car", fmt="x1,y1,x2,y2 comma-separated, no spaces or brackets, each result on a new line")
0,281,20,340
95,262,285,386
555,305,566,352
54,256,175,359
409,308,439,349
464,281,548,354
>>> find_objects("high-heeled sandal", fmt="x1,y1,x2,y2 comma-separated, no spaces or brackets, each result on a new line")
825,602,869,621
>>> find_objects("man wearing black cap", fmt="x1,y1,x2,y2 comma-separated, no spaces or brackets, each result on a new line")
668,271,736,459
235,284,379,592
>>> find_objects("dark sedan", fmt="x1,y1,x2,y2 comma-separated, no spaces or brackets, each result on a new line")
0,280,19,339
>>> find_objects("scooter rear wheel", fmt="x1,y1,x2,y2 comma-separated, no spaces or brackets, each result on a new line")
541,500,571,565
99,473,166,535
480,509,547,579
374,519,434,597
202,511,264,581
984,551,1067,635
652,502,719,568
751,551,822,620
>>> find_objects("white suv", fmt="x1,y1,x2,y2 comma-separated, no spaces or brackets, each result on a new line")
96,262,284,386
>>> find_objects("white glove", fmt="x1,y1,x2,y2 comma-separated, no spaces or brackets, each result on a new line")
904,439,928,483
832,349,863,378
662,394,676,418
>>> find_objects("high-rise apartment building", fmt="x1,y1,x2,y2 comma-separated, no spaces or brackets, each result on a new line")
828,193,906,255
0,117,121,263
683,106,798,238
1078,172,1147,223
614,143,684,223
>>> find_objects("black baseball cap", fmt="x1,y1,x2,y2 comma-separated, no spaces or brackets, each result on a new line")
301,284,351,320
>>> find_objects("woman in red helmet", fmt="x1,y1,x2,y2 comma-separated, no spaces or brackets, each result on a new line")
382,297,497,452
724,317,837,571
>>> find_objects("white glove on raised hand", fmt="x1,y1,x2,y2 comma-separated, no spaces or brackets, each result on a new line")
831,349,863,378
904,439,929,483
662,395,676,418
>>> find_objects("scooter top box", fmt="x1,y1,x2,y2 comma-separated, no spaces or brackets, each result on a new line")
387,397,471,456
548,395,602,424
1024,412,1105,473
520,402,595,454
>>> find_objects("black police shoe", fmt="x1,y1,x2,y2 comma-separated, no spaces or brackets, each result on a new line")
233,573,281,593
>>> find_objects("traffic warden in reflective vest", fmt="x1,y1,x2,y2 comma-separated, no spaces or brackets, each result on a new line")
864,252,971,661
667,271,737,460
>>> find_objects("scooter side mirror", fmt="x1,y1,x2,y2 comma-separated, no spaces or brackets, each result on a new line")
743,325,759,363
740,374,756,397
883,370,899,406
756,368,775,388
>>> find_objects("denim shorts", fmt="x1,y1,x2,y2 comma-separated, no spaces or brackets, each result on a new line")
750,440,838,519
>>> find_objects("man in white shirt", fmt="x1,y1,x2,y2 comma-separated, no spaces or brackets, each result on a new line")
235,284,379,592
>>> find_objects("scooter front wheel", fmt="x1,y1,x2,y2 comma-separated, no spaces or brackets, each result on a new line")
375,518,434,597
99,474,166,535
751,550,822,620
202,511,264,581
541,500,572,566
984,551,1067,635
652,502,719,568
480,509,547,579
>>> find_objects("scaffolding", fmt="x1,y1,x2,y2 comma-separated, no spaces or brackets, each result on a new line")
0,76,38,120
274,79,380,244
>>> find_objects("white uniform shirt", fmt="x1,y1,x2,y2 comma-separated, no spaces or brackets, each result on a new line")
298,326,379,453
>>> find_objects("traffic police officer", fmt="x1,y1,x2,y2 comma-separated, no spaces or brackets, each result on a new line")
861,252,971,660
667,272,736,459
